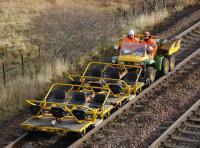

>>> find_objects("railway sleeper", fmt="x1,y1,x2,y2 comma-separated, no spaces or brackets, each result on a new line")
183,36,200,41
188,29,200,34
170,135,200,143
102,129,117,135
194,111,200,116
163,142,195,148
185,122,200,129
133,105,145,112
188,117,200,122
179,129,200,136
188,32,200,37
112,122,126,127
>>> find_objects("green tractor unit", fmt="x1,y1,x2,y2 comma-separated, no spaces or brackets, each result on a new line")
112,38,182,85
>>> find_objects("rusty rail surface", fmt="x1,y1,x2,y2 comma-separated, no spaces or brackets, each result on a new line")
5,20,200,148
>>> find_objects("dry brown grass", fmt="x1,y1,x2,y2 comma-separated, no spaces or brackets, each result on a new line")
121,9,169,34
0,59,69,119
0,0,199,119
120,0,199,34
0,0,120,119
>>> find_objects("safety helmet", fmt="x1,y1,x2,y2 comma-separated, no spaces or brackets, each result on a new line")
128,30,135,36
144,32,151,37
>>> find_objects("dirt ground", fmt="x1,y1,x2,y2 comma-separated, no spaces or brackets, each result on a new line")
83,53,200,147
81,5,200,148
0,4,200,148
0,110,30,146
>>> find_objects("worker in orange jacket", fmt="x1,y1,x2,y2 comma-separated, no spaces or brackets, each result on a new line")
141,32,158,59
119,30,139,52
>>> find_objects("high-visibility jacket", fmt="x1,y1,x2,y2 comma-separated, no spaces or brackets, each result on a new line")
141,38,158,57
120,37,139,51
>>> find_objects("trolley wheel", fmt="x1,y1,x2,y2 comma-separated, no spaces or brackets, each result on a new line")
162,58,169,75
169,55,176,71
146,66,156,85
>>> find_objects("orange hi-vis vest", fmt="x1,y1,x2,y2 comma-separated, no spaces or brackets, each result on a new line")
141,38,158,57
120,37,139,51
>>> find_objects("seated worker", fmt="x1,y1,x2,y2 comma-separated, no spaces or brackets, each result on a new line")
114,30,139,52
141,32,158,60
120,30,139,52
112,30,139,63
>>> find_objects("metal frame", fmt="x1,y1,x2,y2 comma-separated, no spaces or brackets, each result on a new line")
67,61,143,94
22,63,144,135
22,83,113,134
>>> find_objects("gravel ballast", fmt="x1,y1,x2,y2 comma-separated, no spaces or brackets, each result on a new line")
1,4,200,148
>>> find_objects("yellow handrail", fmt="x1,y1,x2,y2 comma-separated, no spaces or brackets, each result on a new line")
82,61,142,77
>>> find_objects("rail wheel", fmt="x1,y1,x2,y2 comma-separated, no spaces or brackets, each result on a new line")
162,58,169,75
146,66,156,85
77,132,84,138
103,114,108,120
169,55,176,71
87,125,94,132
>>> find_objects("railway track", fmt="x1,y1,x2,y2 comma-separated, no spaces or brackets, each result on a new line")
5,21,200,148
75,57,200,145
74,22,200,147
150,95,200,148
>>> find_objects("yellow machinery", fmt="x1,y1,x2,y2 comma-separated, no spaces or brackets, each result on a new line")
22,62,144,135
67,62,144,96
113,35,182,85
22,83,112,135
21,32,182,137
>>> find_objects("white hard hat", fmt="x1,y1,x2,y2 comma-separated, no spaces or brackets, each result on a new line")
128,30,135,35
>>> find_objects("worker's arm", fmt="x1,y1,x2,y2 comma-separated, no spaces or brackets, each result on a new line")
151,39,158,56
135,37,140,43
113,38,123,50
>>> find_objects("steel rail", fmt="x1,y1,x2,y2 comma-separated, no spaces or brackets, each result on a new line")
5,20,200,148
149,94,200,148
70,48,200,148
5,133,28,148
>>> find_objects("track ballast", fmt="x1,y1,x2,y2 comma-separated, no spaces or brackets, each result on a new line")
6,20,200,148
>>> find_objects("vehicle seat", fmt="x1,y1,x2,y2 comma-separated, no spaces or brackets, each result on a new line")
70,80,82,91
89,94,106,109
105,67,120,79
72,109,86,120
70,92,86,105
90,82,103,93
48,89,66,103
90,67,102,77
29,104,44,115
109,84,122,95
51,107,68,118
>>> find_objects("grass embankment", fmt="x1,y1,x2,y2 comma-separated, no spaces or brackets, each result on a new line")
0,0,198,119
0,0,119,119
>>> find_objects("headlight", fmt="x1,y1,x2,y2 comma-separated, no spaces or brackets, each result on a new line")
140,61,146,68
112,59,116,63
141,61,145,65
112,56,118,63
51,120,57,126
